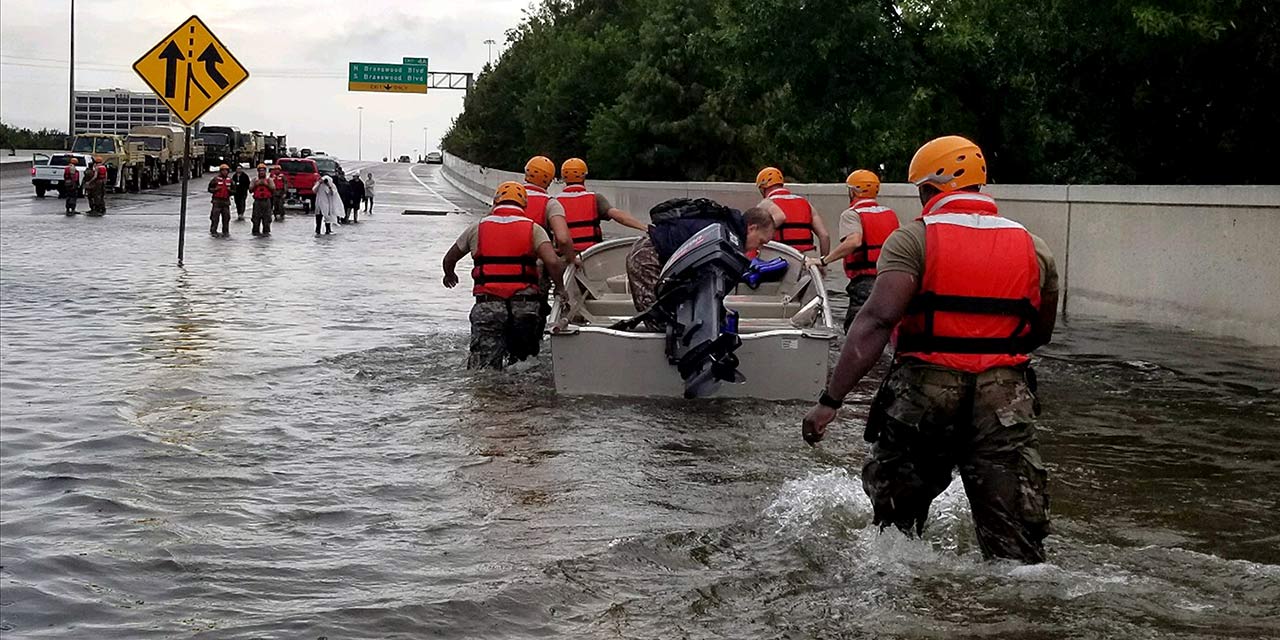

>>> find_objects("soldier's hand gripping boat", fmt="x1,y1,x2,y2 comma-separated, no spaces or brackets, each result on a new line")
548,225,838,400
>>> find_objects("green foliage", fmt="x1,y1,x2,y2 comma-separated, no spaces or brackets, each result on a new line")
0,122,69,152
443,0,1277,184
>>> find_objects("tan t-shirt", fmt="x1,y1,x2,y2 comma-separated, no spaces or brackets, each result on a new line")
544,198,566,219
877,220,1059,293
837,207,863,241
454,219,552,254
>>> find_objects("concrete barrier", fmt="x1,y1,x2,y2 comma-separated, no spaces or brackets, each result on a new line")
443,152,1280,346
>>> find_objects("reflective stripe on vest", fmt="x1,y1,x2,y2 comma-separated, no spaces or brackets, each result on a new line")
253,180,272,199
472,213,539,298
843,198,900,279
768,188,815,251
895,192,1041,373
556,184,602,251
523,184,549,228
212,176,232,199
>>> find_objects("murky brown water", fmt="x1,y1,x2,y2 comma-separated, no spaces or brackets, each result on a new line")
2,164,1278,638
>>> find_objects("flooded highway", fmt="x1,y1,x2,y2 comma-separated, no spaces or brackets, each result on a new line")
1,164,1278,638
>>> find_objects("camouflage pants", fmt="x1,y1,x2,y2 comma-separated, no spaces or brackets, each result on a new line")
251,199,272,235
272,194,285,220
88,187,106,214
625,235,663,327
862,361,1050,563
843,275,876,332
468,297,544,370
209,199,230,235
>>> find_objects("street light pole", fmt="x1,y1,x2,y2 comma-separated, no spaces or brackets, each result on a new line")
357,106,363,161
388,120,394,161
483,39,496,67
68,0,75,138
423,127,428,155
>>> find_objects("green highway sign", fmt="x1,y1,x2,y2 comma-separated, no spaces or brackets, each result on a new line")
348,62,427,85
403,57,429,68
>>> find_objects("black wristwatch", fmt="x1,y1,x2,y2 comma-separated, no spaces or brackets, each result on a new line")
818,389,843,409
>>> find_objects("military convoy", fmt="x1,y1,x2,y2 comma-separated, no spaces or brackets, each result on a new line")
65,126,208,194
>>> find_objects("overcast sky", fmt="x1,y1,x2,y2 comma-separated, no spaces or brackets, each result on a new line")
0,0,530,160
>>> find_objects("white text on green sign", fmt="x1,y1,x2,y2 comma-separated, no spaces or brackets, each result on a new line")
348,63,426,85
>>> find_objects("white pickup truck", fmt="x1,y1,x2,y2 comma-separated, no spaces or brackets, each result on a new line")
31,152,94,198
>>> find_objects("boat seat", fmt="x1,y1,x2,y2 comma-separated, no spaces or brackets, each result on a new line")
583,296,642,317
725,297,805,319
605,274,630,294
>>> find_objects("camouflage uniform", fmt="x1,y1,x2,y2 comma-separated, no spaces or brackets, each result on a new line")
209,199,231,236
843,276,876,332
625,235,663,327
468,296,544,370
861,361,1050,563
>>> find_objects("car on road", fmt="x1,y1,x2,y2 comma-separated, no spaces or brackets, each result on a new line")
30,152,93,198
426,151,443,164
278,157,320,211
299,148,312,158
398,155,411,163
312,155,343,178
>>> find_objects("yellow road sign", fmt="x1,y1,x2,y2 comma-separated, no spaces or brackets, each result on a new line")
132,15,248,126
348,81,428,94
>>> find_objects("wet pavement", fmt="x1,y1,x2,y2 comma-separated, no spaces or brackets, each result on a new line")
1,164,1278,638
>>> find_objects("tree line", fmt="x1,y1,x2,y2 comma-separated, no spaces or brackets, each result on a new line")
443,0,1276,185
0,123,69,153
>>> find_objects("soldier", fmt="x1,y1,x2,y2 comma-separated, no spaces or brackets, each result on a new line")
208,164,233,237
554,158,648,259
755,166,830,257
441,182,567,370
62,157,80,215
805,170,901,331
250,163,274,237
801,136,1060,564
231,165,250,220
83,156,107,216
270,165,287,222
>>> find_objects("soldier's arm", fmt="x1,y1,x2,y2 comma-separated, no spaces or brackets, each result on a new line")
536,241,566,296
548,216,577,263
826,271,916,401
817,230,863,267
441,244,467,289
1030,290,1059,349
811,211,831,256
606,207,649,232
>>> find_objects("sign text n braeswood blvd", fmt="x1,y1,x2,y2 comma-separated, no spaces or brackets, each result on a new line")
348,62,428,94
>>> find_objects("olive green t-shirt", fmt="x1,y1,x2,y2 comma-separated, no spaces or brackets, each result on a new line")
877,220,1059,293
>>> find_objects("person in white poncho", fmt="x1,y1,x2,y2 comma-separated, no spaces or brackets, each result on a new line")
314,175,342,235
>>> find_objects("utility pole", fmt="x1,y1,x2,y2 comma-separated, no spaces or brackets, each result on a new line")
483,39,496,67
423,127,428,154
357,106,363,161
68,0,75,139
388,120,394,161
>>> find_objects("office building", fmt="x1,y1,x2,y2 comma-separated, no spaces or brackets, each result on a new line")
73,88,178,135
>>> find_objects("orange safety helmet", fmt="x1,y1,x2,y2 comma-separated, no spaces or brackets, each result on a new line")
218,163,229,171
68,157,78,165
908,135,987,192
755,167,784,192
257,163,267,170
93,155,103,163
846,169,880,198
561,157,588,183
524,156,555,188
493,181,528,208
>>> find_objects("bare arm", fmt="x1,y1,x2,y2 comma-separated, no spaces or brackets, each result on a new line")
811,212,831,256
819,231,862,266
441,244,466,288
548,216,577,262
1030,289,1059,349
607,207,649,232
535,241,566,295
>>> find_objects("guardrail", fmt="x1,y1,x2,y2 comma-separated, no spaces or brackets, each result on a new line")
442,151,1280,345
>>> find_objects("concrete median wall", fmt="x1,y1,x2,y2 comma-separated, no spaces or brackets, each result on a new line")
443,152,1280,346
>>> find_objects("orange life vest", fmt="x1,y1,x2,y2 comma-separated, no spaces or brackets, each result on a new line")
472,207,540,299
768,187,816,252
523,183,550,228
272,174,286,190
253,178,273,200
211,176,232,199
895,192,1041,374
63,166,77,182
843,198,900,279
556,184,603,251
96,165,107,180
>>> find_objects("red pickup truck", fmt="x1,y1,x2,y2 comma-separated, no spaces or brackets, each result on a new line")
277,158,319,211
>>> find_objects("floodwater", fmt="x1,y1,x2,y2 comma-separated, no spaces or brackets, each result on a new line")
1,164,1278,639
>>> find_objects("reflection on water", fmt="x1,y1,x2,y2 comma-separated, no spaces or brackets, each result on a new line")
2,167,1279,638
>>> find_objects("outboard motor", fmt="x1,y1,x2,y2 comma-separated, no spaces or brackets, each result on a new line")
653,224,752,398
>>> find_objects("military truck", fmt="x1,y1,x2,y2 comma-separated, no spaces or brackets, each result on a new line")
199,125,244,167
69,133,146,193
126,130,177,188
133,124,205,180
245,130,266,166
264,132,288,163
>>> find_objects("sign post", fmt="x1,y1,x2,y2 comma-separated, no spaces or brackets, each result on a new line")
132,15,248,265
